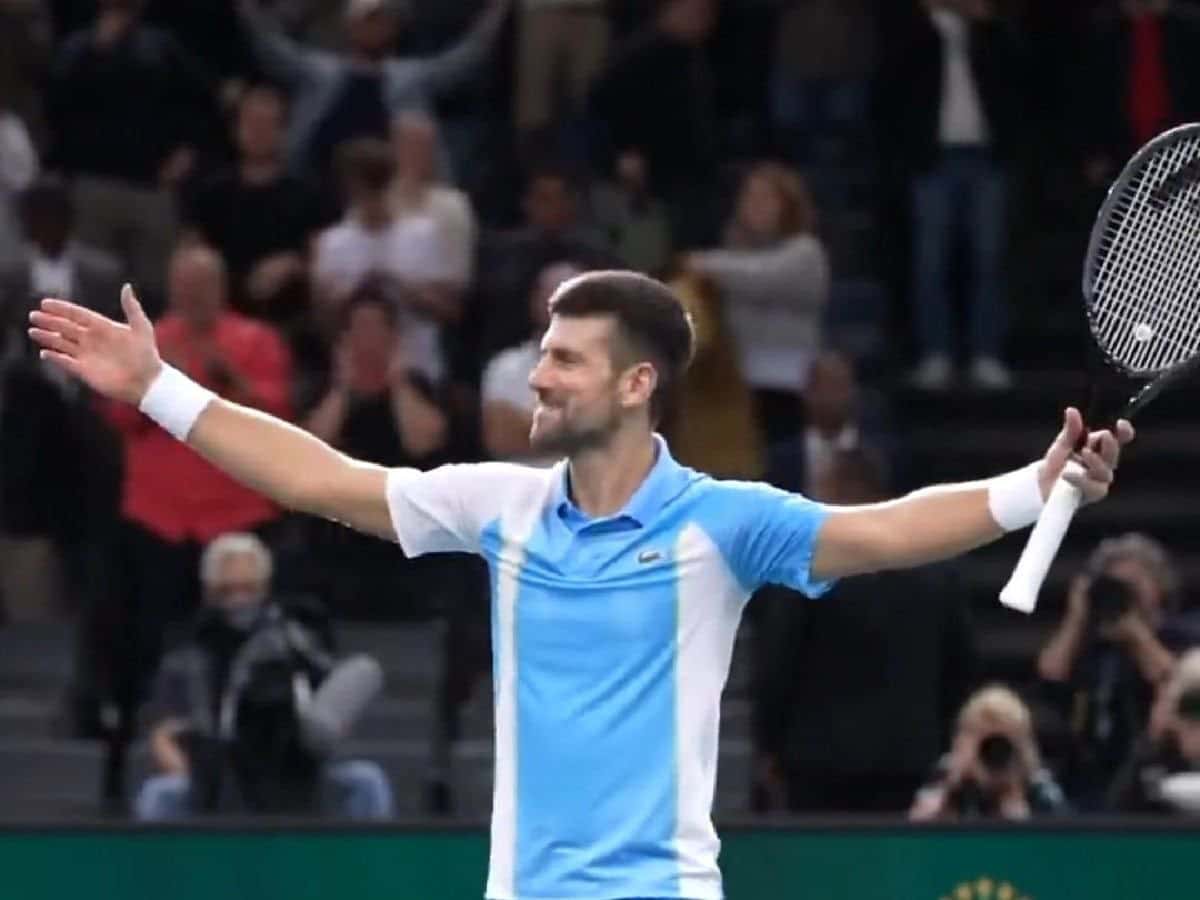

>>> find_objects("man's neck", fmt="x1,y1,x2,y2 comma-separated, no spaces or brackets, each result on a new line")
810,419,851,441
567,429,657,518
239,158,282,185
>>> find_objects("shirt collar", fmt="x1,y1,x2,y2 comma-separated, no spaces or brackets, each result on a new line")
552,434,690,530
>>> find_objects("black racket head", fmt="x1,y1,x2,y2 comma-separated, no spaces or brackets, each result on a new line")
1082,122,1200,385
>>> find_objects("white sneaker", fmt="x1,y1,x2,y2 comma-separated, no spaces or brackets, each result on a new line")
909,354,953,390
968,356,1014,390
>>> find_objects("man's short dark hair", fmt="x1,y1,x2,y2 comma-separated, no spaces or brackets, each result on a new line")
549,270,695,424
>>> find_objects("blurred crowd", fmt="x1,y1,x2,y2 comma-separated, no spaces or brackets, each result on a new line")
1,0,1200,821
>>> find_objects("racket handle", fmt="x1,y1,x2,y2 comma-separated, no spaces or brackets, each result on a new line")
999,474,1084,614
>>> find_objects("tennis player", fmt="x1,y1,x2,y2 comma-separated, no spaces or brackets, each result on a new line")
29,272,1130,900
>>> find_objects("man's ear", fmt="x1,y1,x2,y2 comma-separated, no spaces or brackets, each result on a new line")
619,361,658,411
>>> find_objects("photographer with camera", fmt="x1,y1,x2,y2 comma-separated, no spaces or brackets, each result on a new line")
135,532,393,820
1037,533,1190,810
1109,649,1200,814
910,685,1067,821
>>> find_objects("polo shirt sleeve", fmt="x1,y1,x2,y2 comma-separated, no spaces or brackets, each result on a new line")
711,479,835,598
385,462,528,556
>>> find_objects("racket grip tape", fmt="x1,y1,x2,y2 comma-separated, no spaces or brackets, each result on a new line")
999,471,1084,614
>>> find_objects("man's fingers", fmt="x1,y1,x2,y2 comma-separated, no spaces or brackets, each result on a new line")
28,310,86,344
28,327,80,357
40,298,110,330
1045,407,1084,471
1078,447,1114,484
120,283,152,335
37,348,83,379
1115,419,1135,444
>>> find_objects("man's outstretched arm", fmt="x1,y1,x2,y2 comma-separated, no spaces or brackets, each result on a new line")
29,286,394,538
810,408,1134,581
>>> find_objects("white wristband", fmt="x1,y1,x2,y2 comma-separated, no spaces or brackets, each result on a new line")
138,363,216,441
987,462,1045,532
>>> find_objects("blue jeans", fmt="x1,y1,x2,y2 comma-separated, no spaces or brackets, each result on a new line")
135,760,394,821
911,149,1008,359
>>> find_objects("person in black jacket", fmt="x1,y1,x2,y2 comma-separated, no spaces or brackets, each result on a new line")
879,0,1026,392
751,443,976,813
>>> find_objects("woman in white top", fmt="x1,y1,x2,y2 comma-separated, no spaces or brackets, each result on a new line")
687,161,831,439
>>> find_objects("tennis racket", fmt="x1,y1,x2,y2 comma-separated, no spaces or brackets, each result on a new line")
1000,122,1200,614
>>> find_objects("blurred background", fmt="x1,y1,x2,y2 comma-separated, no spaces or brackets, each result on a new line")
2,0,1200,840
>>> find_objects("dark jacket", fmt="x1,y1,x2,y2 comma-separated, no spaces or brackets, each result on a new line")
877,9,1027,174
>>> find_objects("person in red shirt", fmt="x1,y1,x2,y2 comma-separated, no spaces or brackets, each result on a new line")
91,242,294,802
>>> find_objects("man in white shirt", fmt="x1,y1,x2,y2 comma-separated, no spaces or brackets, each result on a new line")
313,137,467,383
887,0,1022,392
481,260,581,464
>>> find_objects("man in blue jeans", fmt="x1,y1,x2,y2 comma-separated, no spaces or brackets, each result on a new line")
134,532,392,820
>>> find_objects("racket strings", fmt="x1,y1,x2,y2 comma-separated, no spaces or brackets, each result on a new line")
1092,134,1200,374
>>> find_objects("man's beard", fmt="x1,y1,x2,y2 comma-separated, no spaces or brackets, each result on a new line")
529,400,620,456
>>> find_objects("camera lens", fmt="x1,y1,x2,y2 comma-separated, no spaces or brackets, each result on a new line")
979,734,1015,772
1089,574,1134,624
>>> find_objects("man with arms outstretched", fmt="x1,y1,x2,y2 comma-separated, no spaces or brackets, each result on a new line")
29,272,1130,900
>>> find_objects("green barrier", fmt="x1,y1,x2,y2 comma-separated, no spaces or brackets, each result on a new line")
1,823,1196,900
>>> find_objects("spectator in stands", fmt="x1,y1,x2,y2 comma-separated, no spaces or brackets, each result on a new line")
661,269,763,479
0,0,52,150
879,0,1025,392
514,0,610,144
686,162,830,443
1037,532,1194,811
0,108,38,267
0,176,123,615
769,0,877,164
313,137,465,384
910,684,1067,820
45,0,220,314
763,350,898,495
481,261,580,464
237,0,511,182
590,149,673,277
302,280,450,617
135,532,393,819
97,244,292,795
1075,0,1200,193
752,445,975,813
387,110,476,319
181,83,331,361
589,0,721,248
472,161,613,370
1109,648,1200,813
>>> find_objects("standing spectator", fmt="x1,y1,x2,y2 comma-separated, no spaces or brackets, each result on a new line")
752,445,975,813
94,244,292,799
313,137,465,384
514,0,610,142
0,177,123,625
181,83,331,369
1075,0,1200,193
769,0,877,164
45,0,220,314
687,162,830,443
480,260,580,464
237,0,511,182
910,685,1068,820
1037,532,1193,811
0,0,52,149
589,0,722,247
302,281,449,616
880,0,1025,391
0,108,39,267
